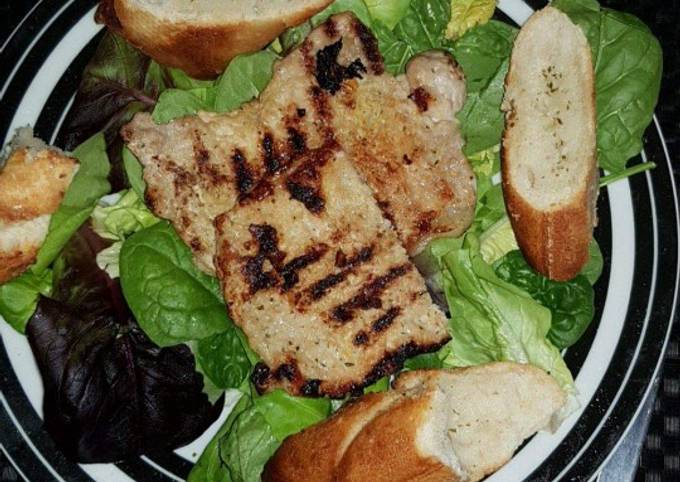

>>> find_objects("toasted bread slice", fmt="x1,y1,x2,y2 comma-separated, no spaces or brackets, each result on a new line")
0,129,78,283
96,0,333,79
263,362,566,482
501,6,598,281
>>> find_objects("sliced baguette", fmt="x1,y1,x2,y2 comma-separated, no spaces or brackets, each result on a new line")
263,362,566,482
501,6,598,281
96,0,333,79
0,128,78,283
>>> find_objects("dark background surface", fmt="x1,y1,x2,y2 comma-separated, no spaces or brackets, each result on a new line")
1,0,678,481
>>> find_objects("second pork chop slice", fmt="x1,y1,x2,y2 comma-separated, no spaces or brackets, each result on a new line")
214,147,450,397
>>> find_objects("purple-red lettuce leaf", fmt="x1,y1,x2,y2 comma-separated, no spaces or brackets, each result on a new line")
26,226,222,463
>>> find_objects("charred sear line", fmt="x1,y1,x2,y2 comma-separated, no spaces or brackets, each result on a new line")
371,306,401,333
353,330,369,346
377,199,395,225
300,379,321,396
251,362,272,390
242,224,285,294
287,127,306,155
285,146,334,213
232,148,254,195
315,40,367,94
274,362,299,382
353,18,384,75
324,17,338,37
415,210,438,235
330,263,412,323
262,133,280,174
305,245,375,302
408,87,432,112
280,244,328,291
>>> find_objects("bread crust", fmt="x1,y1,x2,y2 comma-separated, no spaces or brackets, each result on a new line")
0,245,40,284
501,6,597,281
336,393,460,482
98,0,333,79
263,392,398,482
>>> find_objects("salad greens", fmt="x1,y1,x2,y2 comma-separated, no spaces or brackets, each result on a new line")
0,133,110,332
495,251,595,350
553,0,663,175
25,226,221,462
438,235,576,393
119,221,235,346
0,0,664,474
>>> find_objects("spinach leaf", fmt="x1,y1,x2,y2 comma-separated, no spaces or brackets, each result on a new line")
439,234,575,393
152,88,214,124
404,352,444,370
119,222,231,346
26,226,221,462
253,390,331,441
213,51,279,112
151,51,279,122
364,376,391,392
189,390,250,482
33,133,111,274
495,250,595,349
374,0,455,74
220,399,279,482
553,0,662,174
0,270,52,332
581,239,604,285
196,329,252,390
452,20,517,155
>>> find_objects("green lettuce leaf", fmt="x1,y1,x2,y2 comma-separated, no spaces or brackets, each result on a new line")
0,270,52,332
33,133,111,274
190,385,331,482
122,147,145,198
446,0,497,39
495,250,595,349
91,190,159,241
552,0,662,174
440,234,575,393
213,51,279,112
119,221,233,345
365,0,411,29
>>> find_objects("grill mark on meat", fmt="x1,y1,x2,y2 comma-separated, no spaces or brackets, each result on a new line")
262,132,279,174
193,131,228,184
304,245,375,303
408,86,433,112
371,306,401,333
296,108,306,118
300,379,321,396
242,224,285,294
353,330,369,346
402,154,413,165
190,237,202,251
330,263,412,323
324,17,338,37
231,148,254,196
376,199,396,225
352,18,384,75
285,146,335,213
415,210,438,235
352,307,402,347
251,362,271,388
280,244,329,291
315,40,367,95
287,127,307,155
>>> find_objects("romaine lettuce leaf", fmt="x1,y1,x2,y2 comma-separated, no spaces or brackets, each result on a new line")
0,270,52,332
439,234,576,393
446,0,497,39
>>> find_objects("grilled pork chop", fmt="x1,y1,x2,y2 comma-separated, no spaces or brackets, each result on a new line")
214,147,450,396
122,13,475,273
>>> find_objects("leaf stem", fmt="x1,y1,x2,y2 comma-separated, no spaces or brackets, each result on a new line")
599,162,656,188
